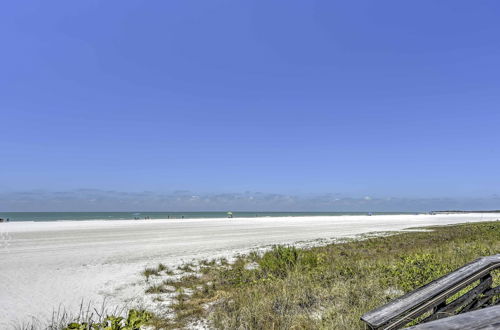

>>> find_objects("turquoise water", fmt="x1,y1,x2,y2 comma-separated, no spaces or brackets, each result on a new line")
0,212,414,222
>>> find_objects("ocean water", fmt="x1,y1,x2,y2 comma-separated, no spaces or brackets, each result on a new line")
0,211,414,222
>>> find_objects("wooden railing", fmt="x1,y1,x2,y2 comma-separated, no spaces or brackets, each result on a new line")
360,254,500,329
405,305,500,329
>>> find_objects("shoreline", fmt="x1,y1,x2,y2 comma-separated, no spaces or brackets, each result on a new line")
0,211,419,223
1,213,500,327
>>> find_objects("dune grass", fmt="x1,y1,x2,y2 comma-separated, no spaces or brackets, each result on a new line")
16,300,145,330
142,263,174,281
144,221,500,329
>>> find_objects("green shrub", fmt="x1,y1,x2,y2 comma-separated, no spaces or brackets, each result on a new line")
65,309,151,330
384,253,449,292
298,250,326,271
259,246,299,278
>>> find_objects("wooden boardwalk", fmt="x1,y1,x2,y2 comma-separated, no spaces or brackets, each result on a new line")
407,305,500,329
361,254,500,329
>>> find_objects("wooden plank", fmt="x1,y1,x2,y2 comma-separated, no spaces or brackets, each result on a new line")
421,275,493,323
405,305,500,330
468,285,500,310
360,254,500,329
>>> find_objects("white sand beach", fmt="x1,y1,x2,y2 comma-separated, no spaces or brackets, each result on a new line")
1,213,499,328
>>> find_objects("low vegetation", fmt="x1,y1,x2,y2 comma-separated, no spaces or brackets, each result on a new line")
142,264,173,281
18,303,150,330
64,309,151,330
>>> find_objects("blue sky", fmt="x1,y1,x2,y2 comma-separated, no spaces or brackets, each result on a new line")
1,1,500,211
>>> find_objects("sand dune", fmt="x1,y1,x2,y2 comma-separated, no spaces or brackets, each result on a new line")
1,213,499,328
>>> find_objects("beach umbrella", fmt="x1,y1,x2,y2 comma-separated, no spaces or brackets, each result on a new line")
227,211,233,218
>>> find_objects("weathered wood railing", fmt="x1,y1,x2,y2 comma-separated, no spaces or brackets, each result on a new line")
406,305,500,329
361,254,500,329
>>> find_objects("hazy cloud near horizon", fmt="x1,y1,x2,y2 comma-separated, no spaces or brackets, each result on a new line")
0,190,499,212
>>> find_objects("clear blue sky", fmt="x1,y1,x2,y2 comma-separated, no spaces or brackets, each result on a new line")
1,1,500,210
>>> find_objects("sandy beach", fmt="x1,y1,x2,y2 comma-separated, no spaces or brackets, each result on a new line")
1,213,499,328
